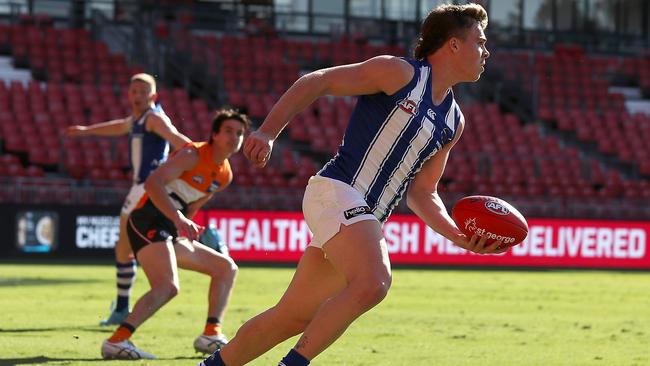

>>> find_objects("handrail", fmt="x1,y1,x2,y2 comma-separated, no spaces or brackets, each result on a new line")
1,1,647,55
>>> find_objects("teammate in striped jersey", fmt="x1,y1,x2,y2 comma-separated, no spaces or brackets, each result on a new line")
200,3,506,366
65,73,190,326
101,109,249,360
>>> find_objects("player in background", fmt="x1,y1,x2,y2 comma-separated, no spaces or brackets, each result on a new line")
65,73,191,326
200,4,507,366
101,109,249,360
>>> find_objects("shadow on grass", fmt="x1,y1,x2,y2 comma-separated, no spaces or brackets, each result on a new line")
0,355,202,365
0,356,100,365
0,277,102,287
0,325,111,333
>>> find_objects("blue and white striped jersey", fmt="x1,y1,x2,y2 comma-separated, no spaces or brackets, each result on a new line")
319,58,462,222
129,104,170,184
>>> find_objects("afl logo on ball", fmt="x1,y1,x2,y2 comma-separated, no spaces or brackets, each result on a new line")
485,201,510,215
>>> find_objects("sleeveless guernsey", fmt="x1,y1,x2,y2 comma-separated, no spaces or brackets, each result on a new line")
319,58,462,222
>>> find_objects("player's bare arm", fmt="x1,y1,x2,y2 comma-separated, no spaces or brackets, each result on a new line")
262,55,412,139
65,117,132,137
146,113,191,150
406,119,465,244
406,117,504,254
182,172,234,220
184,173,232,219
144,147,203,239
244,56,414,166
185,193,214,220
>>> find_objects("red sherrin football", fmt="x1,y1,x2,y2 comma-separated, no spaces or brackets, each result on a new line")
451,195,528,248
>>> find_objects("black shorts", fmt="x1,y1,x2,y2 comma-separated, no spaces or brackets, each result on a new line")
126,200,178,255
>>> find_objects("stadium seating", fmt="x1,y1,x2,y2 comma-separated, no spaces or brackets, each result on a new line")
1,15,648,219
492,45,649,179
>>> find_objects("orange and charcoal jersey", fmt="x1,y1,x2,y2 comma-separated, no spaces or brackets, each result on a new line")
126,142,232,255
138,141,232,212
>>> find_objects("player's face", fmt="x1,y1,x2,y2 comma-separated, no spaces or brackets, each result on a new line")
213,119,246,154
457,22,489,82
128,81,155,112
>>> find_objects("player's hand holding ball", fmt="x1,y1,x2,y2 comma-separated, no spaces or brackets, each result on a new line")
451,195,529,253
457,232,508,254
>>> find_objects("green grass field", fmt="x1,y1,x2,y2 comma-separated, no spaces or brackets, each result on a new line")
0,261,649,366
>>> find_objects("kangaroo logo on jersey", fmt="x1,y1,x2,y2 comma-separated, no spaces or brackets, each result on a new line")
398,99,418,115
344,206,371,220
192,175,204,184
440,127,453,143
427,109,437,120
485,201,510,215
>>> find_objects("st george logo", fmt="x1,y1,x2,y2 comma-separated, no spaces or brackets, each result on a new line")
485,201,510,215
427,109,436,120
398,99,417,115
464,217,478,232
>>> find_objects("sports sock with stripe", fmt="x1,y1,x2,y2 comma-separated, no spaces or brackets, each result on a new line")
115,260,137,312
108,322,135,343
203,317,222,336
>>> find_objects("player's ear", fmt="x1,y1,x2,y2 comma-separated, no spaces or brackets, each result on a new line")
151,93,158,103
449,37,460,53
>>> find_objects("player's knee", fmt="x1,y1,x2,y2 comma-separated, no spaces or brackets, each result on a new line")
353,274,392,308
210,257,238,280
225,257,238,276
165,283,180,299
229,261,239,279
153,282,179,301
221,261,238,283
286,315,310,335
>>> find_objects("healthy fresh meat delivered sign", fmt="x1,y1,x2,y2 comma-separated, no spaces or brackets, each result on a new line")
195,210,650,269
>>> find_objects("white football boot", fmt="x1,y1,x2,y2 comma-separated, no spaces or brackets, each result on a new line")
193,333,229,354
101,339,156,360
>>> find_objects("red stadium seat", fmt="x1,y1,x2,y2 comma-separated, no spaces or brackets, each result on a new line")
6,163,25,177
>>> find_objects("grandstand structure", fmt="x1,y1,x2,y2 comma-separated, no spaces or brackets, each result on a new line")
0,0,649,220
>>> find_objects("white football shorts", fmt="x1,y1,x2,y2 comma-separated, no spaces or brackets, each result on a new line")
121,183,146,216
302,175,378,248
